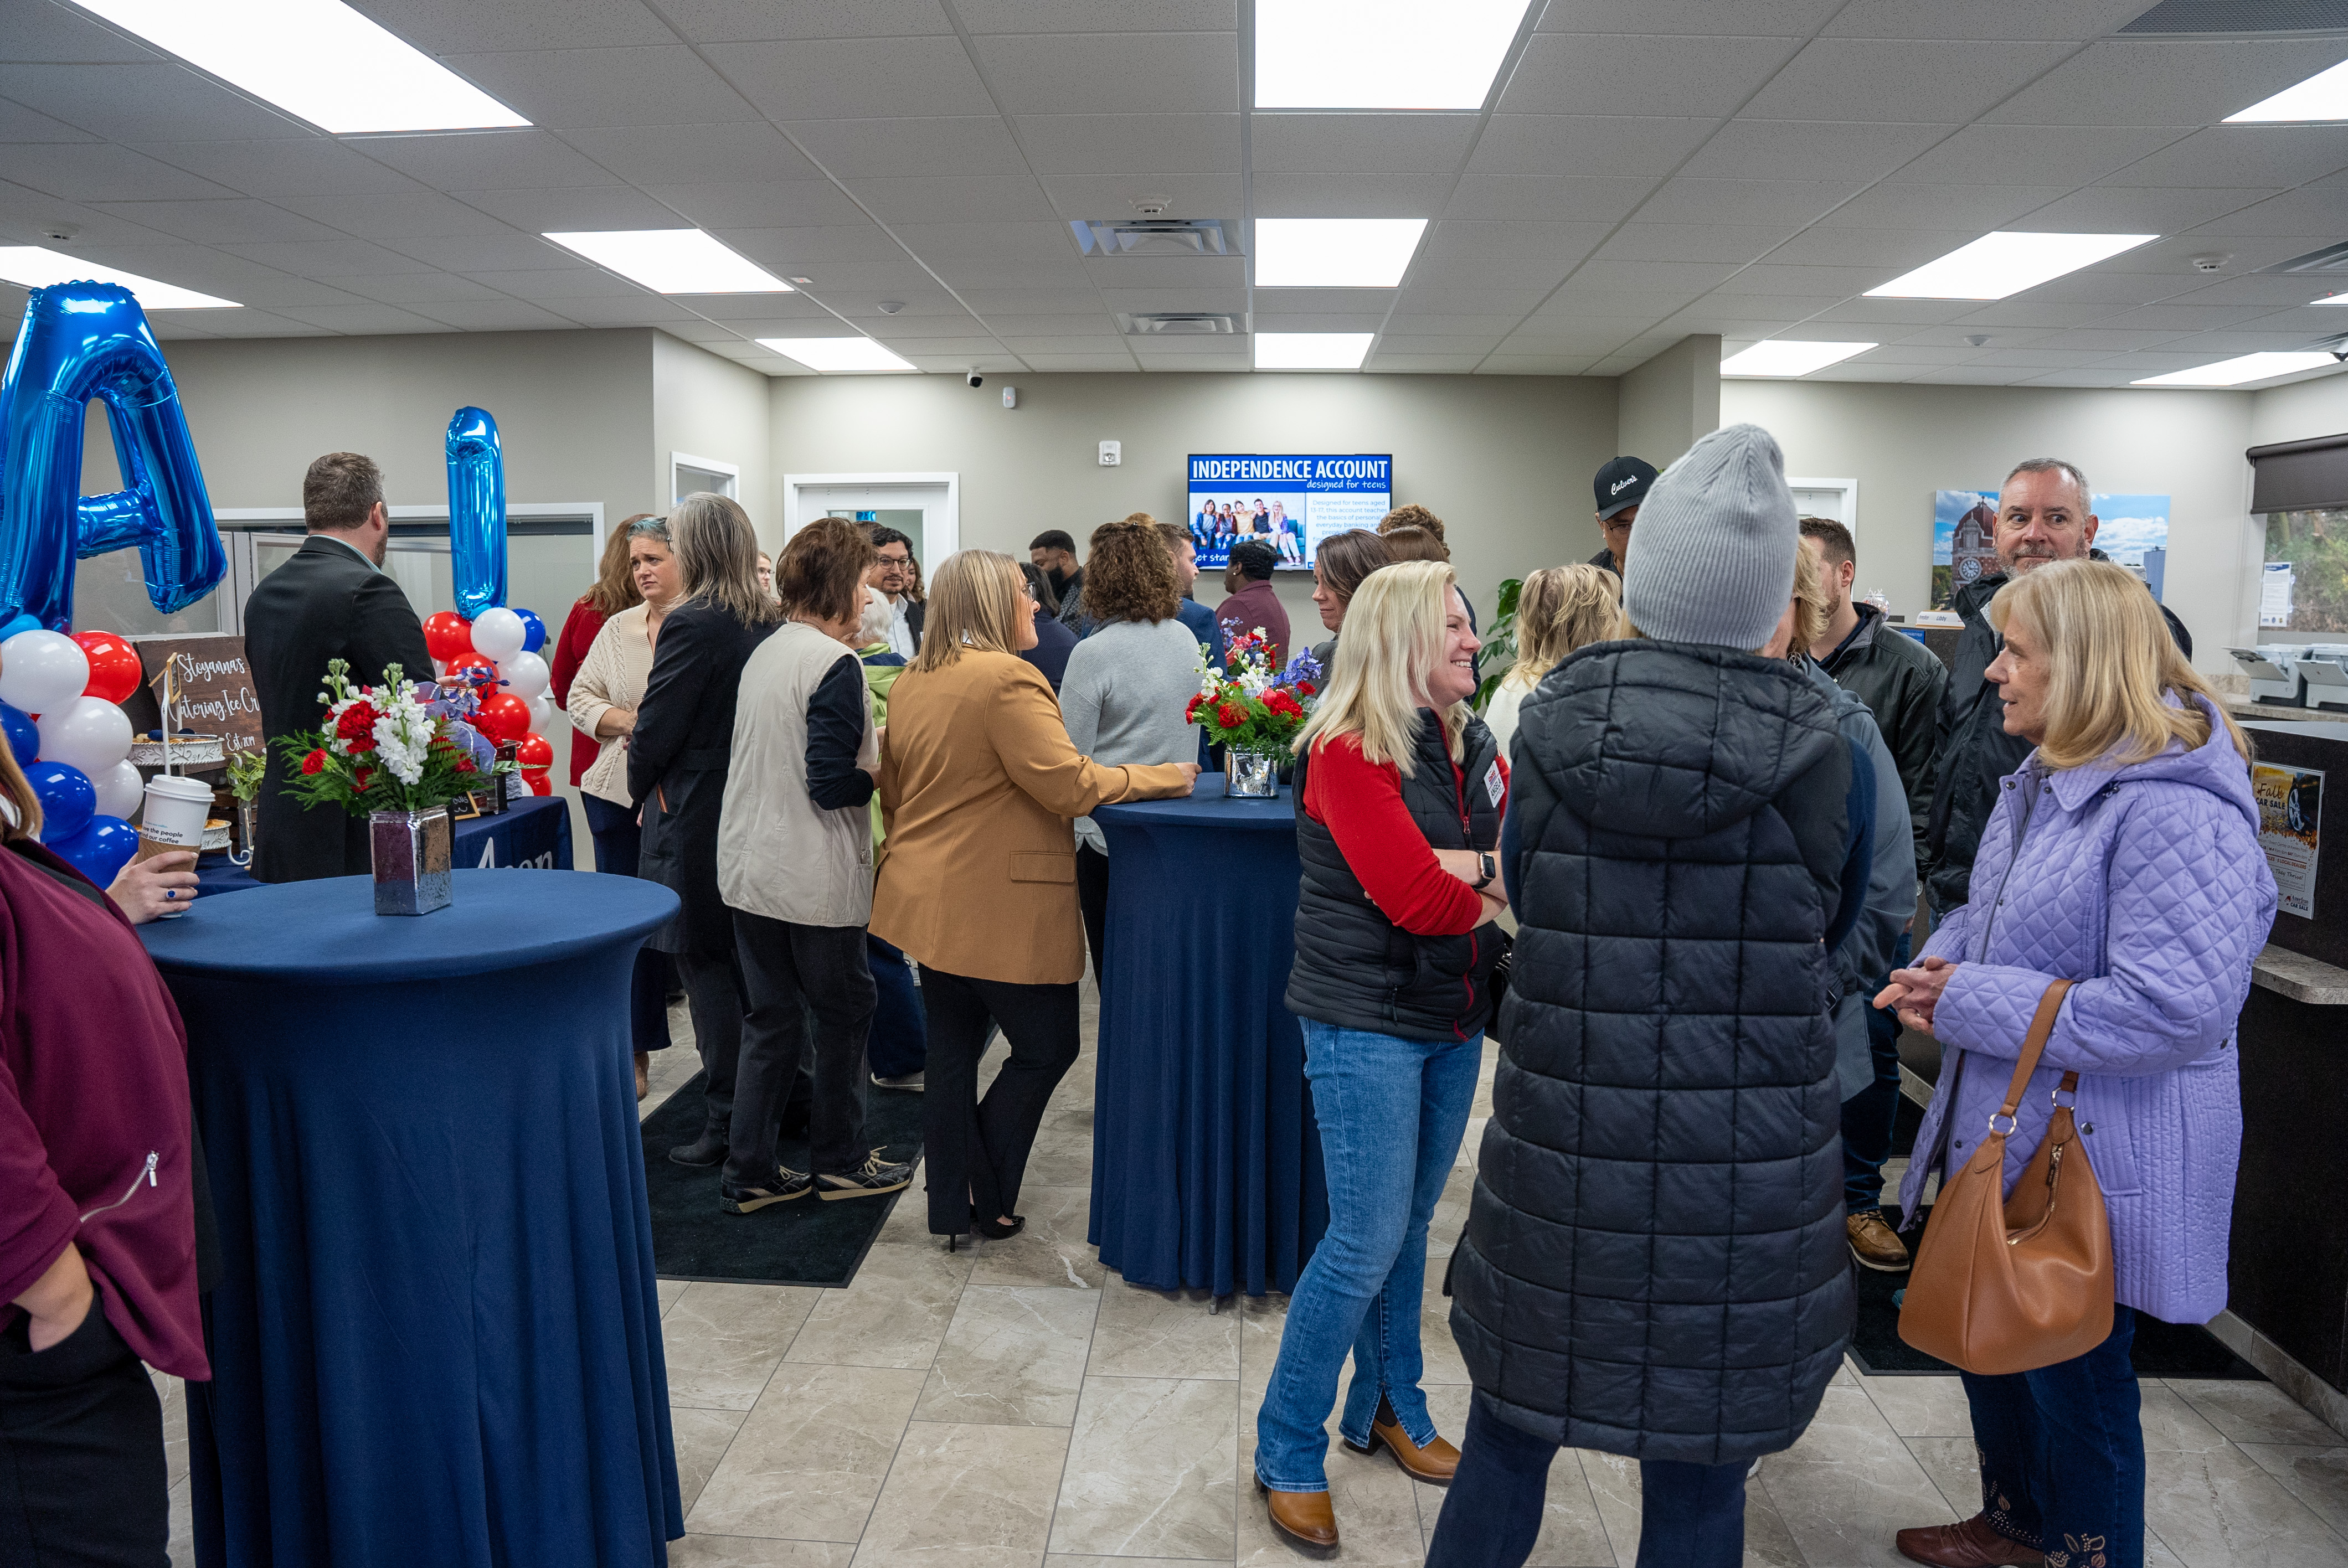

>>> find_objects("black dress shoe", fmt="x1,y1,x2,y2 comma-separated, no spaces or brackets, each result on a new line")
668,1132,728,1167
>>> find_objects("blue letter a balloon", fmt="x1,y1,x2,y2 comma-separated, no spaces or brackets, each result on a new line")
0,282,226,631
445,405,506,620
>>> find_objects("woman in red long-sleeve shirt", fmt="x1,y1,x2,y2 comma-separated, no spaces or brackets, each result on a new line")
1254,560,1508,1552
549,516,656,787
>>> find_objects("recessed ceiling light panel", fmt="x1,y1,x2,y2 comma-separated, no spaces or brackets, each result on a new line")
70,0,529,135
1865,232,2159,301
1255,333,1374,370
2131,351,2338,387
2226,56,2348,122
1255,219,1427,288
1256,0,1535,110
756,337,917,374
0,246,239,309
1719,341,1876,377
543,231,794,295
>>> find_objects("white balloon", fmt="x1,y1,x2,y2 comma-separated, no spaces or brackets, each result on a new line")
0,630,90,714
472,606,527,662
91,758,144,819
499,649,550,700
35,695,133,775
529,694,559,736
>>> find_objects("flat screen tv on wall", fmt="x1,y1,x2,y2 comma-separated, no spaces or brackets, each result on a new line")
1187,453,1392,571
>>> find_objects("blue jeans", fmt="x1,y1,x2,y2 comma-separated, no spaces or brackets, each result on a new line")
866,934,926,1079
1961,1306,2144,1567
1425,1397,1747,1568
1842,929,1909,1213
1254,1019,1480,1493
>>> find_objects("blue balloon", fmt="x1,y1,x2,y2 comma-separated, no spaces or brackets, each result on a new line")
515,606,546,654
445,406,507,621
0,702,34,765
28,759,95,842
0,282,227,631
48,814,138,886
0,613,38,642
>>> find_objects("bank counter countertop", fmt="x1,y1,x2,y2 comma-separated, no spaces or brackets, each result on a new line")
1088,780,1327,1298
139,868,684,1568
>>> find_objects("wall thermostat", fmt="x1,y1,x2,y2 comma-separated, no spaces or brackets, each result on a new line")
1002,386,1018,409
1099,440,1121,466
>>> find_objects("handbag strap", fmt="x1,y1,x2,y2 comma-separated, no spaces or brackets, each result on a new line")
1987,979,2073,1133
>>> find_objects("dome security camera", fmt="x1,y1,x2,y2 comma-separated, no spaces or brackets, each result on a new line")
965,370,984,388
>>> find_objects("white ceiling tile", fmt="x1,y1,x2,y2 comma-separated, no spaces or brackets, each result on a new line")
2184,188,2348,237
270,302,451,333
847,174,1057,223
2169,327,2348,353
278,190,521,239
1666,291,1844,319
1997,39,2347,128
1826,344,1978,365
2020,327,2191,352
1966,347,2102,368
934,259,1093,288
1425,220,1614,264
2177,275,2348,307
719,224,915,265
0,5,161,62
1017,112,1242,176
970,33,1237,115
320,271,513,304
639,180,870,228
2093,302,2301,331
0,100,100,143
672,295,838,322
444,47,759,128
1365,354,1486,372
1886,123,2182,187
566,294,724,323
1627,177,1865,226
80,199,345,245
1244,286,1387,313
892,219,1078,259
1709,261,1884,293
656,1,952,43
2015,368,2140,385
1466,116,1718,180
1034,173,1242,217
1253,114,1479,174
1951,300,2126,327
1980,271,2180,305
2015,184,2274,233
1412,256,1591,290
722,37,997,120
1682,120,1954,183
1764,226,1980,266
1906,365,2039,383
1254,311,1387,330
65,246,363,306
968,287,1113,311
1810,182,2071,230
122,140,428,200
956,313,1099,336
957,1,1233,32
1252,172,1451,218
1742,39,2074,123
454,266,634,297
409,298,583,330
1500,33,1802,117
217,238,439,275
558,123,826,184
1445,176,1658,223
1822,1,2148,40
787,117,1027,178
660,319,754,341
1566,257,1745,293
162,310,330,337
1539,0,1839,33
1,142,240,203
1594,223,1805,265
1802,362,1923,380
352,0,678,50
1378,336,1508,356
998,334,1126,353
2107,126,2348,190
1017,353,1140,369
383,232,579,271
359,131,617,189
1476,354,1606,374
452,185,685,229
0,63,310,142
1076,254,1243,287
1390,287,1549,314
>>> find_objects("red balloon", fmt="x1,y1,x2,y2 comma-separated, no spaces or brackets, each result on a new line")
515,733,553,770
475,692,532,744
70,631,143,705
446,652,498,684
423,612,473,662
526,772,552,797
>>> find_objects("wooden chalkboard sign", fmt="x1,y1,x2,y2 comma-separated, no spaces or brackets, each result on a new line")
119,633,267,762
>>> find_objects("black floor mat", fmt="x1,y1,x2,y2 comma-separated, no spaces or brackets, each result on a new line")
1848,1208,2265,1379
641,1070,925,1287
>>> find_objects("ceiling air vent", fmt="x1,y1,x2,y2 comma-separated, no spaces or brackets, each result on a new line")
1119,312,1245,336
2261,241,2348,275
2119,0,2348,32
1072,219,1239,258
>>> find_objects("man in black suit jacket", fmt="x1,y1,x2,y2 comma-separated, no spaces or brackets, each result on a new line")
244,452,434,883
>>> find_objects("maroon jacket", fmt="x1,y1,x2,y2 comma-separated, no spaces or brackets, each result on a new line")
0,838,206,1379
1215,580,1291,672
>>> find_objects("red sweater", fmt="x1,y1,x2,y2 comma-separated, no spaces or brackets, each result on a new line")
548,595,609,786
1301,734,1506,936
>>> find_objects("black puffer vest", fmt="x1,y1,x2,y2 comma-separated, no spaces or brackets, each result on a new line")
1449,641,1857,1465
1285,710,1503,1043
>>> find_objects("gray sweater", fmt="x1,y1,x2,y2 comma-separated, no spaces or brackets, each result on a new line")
1062,617,1205,851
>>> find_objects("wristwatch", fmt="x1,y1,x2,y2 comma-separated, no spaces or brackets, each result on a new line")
1472,853,1496,889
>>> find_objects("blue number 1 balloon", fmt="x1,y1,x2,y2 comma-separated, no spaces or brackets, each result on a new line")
445,405,506,620
0,282,227,631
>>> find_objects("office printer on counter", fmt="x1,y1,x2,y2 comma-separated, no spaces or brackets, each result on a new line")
2232,645,2348,710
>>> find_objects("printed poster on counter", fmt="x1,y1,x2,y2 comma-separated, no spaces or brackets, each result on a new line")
2252,762,2323,919
1188,453,1392,571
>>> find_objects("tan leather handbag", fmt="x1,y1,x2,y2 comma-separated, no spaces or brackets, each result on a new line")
1899,979,2115,1375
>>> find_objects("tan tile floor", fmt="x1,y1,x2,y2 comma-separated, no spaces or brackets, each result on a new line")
158,990,2348,1567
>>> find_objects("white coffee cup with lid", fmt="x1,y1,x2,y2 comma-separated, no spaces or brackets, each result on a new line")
141,773,214,848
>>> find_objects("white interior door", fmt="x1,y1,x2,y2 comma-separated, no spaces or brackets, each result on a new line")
783,473,959,570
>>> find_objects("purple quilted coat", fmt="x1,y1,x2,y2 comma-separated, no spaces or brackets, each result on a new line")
1897,697,2277,1325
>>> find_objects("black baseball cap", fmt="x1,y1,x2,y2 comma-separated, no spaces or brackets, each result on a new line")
1594,456,1659,520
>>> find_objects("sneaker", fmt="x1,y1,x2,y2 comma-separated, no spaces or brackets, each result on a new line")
1848,1209,1912,1272
721,1167,812,1213
872,1070,925,1092
816,1150,915,1201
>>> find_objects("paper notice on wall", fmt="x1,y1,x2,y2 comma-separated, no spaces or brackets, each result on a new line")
2260,562,2296,628
2253,762,2323,919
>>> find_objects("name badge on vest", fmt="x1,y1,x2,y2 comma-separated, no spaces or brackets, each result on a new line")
1484,759,1503,808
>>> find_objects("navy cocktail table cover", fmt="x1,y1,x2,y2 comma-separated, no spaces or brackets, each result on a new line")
139,868,683,1567
194,793,573,899
1089,780,1326,1297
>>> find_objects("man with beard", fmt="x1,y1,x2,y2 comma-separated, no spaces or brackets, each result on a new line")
1029,529,1087,633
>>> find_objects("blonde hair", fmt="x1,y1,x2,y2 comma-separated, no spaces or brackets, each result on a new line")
910,549,1026,673
1788,534,1831,656
0,732,39,843
1506,564,1620,691
1987,558,2248,771
1295,560,1467,773
671,492,780,627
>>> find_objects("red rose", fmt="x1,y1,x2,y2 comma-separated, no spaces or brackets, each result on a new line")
455,757,477,774
334,700,380,753
1264,690,1303,720
1215,702,1246,729
300,748,327,776
354,767,375,791
1298,681,1316,697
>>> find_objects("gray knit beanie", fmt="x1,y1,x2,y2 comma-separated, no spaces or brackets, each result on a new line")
1620,422,1797,651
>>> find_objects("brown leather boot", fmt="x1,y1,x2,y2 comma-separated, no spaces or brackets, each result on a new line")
1894,1514,2045,1566
1254,1473,1337,1552
1848,1209,1912,1272
1345,1409,1460,1484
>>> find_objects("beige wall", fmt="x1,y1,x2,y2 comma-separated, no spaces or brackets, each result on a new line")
652,331,773,529
1616,335,1723,471
768,370,1620,630
1722,379,2254,673
2249,370,2348,448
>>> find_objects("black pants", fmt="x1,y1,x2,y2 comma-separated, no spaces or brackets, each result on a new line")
0,1302,167,1568
728,911,876,1185
919,967,1079,1234
674,946,750,1138
582,793,676,1053
1075,843,1110,987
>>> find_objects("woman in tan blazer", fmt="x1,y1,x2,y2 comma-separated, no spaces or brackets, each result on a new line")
873,549,1196,1240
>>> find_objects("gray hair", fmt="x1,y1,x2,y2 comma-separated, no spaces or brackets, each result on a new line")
670,492,780,627
857,582,893,647
627,514,671,540
2003,457,2090,509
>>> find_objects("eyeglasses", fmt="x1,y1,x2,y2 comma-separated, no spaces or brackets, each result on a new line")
876,553,911,568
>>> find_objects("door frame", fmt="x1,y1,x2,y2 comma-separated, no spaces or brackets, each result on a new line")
1785,476,1859,538
781,472,960,557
